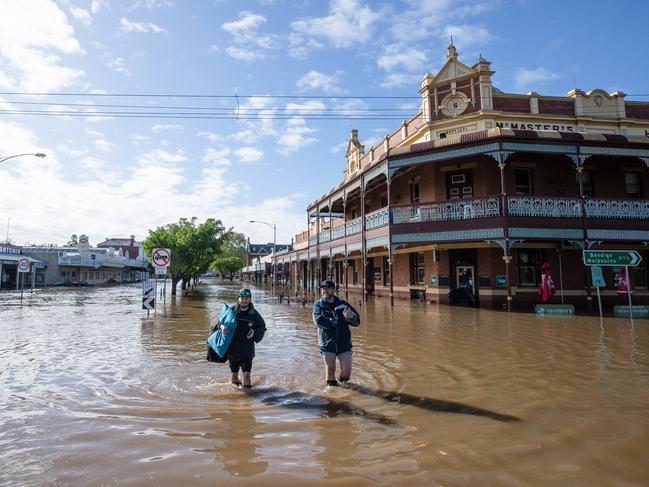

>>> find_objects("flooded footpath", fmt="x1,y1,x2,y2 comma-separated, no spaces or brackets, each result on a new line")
1,279,648,487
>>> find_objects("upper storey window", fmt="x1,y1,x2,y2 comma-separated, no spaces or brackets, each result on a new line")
515,168,533,195
625,172,643,198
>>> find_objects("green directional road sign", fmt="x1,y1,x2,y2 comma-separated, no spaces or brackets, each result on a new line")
583,250,642,267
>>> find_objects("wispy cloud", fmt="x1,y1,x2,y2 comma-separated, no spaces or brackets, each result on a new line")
296,70,346,94
225,46,264,62
514,67,559,89
152,124,184,133
119,17,166,34
107,57,131,76
291,0,382,49
234,146,263,163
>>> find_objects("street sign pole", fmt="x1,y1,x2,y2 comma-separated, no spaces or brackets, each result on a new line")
626,266,633,322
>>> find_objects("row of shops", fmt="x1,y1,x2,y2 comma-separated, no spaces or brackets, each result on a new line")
243,44,649,312
0,236,149,290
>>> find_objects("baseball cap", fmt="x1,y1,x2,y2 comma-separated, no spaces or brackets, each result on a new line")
239,288,252,296
319,279,336,289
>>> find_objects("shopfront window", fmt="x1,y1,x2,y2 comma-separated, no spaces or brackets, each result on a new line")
517,249,542,286
577,170,594,197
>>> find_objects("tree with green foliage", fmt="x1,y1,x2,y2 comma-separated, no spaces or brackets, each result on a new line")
211,256,245,280
220,231,247,261
143,217,227,295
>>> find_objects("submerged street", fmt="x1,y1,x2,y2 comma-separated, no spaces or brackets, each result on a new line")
1,280,648,486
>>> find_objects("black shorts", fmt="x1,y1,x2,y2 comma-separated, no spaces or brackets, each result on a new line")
228,356,253,373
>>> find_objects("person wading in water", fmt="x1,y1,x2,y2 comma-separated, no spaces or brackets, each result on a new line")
214,288,266,388
312,280,360,387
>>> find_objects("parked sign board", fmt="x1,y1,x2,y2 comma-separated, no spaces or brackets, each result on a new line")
583,250,642,267
142,280,155,310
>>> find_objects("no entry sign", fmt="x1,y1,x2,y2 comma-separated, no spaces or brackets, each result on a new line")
152,248,171,268
17,257,31,273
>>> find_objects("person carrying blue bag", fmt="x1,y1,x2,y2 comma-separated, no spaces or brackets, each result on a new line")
207,288,266,388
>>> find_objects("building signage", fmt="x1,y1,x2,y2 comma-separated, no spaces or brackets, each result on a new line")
613,305,649,318
496,274,507,288
535,304,576,315
437,124,478,138
583,250,642,267
495,121,576,132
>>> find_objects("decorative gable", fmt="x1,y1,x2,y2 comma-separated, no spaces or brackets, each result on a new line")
345,129,365,175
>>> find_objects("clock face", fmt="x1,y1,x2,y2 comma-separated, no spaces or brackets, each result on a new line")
446,96,466,115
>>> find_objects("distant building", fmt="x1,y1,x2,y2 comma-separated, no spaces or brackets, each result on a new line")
246,242,292,266
24,234,148,286
0,244,47,289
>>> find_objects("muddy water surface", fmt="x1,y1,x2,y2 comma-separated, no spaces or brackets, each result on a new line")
1,280,648,486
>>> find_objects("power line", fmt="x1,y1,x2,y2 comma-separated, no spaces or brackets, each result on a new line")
0,91,420,99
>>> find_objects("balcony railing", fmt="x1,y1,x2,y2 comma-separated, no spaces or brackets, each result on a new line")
507,196,581,218
365,208,389,230
392,196,501,224
306,196,649,248
585,198,649,219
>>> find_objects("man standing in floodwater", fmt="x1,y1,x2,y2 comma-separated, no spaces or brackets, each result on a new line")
312,280,360,387
215,289,266,388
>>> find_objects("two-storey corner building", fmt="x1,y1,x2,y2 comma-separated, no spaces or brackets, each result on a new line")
274,44,649,311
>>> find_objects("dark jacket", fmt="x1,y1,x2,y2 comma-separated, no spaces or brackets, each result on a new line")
312,296,360,354
227,303,266,361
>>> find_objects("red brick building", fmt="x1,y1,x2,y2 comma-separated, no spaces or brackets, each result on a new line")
271,44,649,312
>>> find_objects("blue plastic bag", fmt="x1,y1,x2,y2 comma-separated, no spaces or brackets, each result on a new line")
207,303,237,359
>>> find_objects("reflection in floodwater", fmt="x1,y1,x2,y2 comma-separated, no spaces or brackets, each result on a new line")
1,281,649,486
345,383,521,422
242,386,396,425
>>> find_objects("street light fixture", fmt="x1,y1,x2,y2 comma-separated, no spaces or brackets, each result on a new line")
250,220,277,288
0,152,46,164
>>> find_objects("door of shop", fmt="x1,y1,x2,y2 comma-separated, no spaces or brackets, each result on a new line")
449,249,479,306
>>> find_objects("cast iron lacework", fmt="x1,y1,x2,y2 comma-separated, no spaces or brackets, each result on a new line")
587,229,649,240
585,199,649,219
391,197,500,224
507,196,582,218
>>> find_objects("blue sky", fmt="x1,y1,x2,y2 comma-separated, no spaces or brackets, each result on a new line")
1,0,648,246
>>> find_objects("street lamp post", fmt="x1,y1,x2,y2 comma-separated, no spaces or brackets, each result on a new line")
0,152,46,164
250,220,276,288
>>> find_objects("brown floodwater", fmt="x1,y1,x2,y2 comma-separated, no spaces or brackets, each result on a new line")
1,279,648,487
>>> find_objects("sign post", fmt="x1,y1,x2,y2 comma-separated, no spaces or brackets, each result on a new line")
590,266,605,318
142,279,155,317
152,248,171,311
583,250,642,319
17,257,30,304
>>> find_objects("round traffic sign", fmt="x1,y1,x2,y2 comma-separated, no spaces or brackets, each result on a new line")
17,257,31,272
152,248,171,267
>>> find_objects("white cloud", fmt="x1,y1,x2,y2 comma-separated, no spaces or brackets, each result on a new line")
69,6,92,27
234,146,263,163
202,147,231,166
95,139,116,152
287,33,323,59
442,24,491,47
514,67,559,89
91,0,106,14
222,11,267,37
378,47,427,72
197,131,222,142
0,0,85,92
296,70,345,94
225,46,264,62
277,118,318,156
152,124,183,133
107,57,132,76
291,0,381,49
379,72,420,88
81,156,104,169
119,17,166,34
